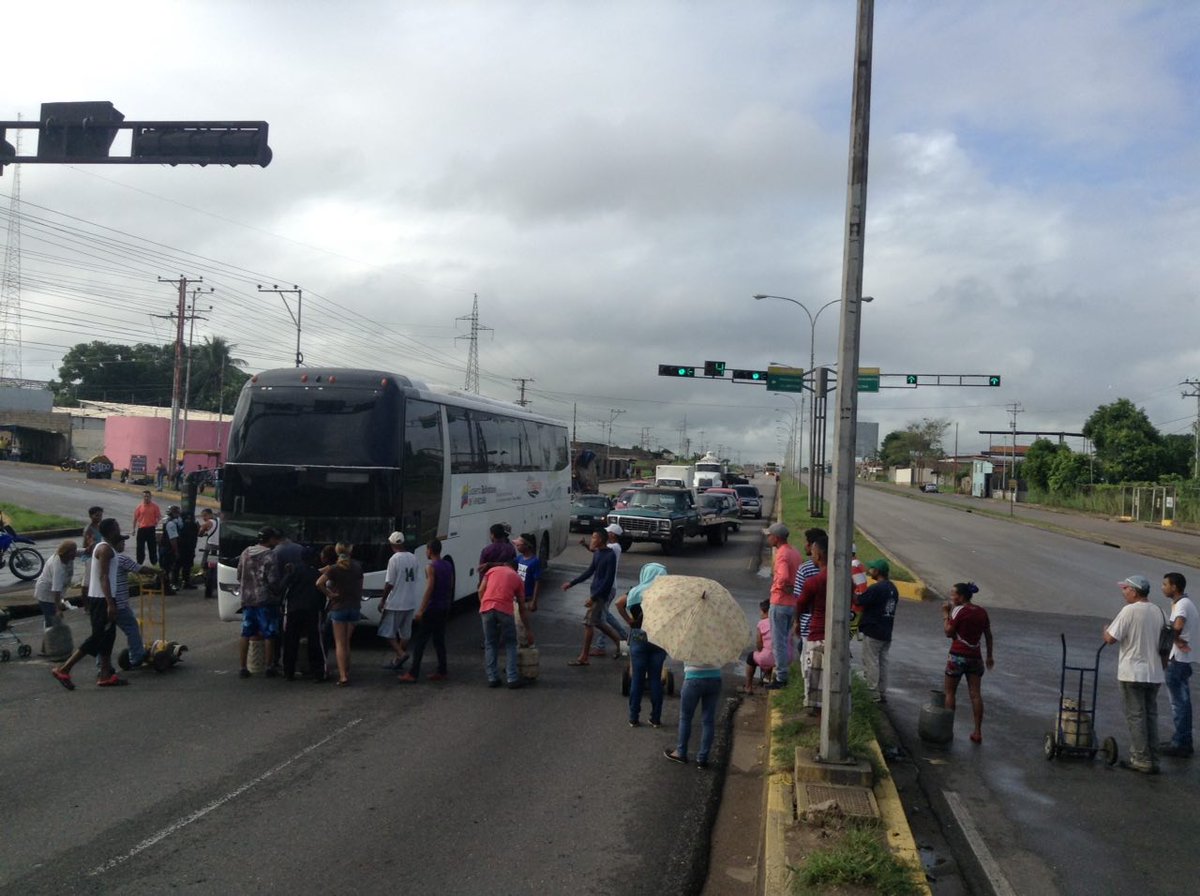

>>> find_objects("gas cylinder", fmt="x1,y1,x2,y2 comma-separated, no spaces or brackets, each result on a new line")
918,689,955,744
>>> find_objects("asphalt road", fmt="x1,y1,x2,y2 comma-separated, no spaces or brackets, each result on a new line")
854,484,1200,896
0,469,772,896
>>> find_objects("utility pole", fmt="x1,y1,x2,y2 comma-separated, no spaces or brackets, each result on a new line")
455,294,492,393
1182,379,1200,479
180,286,214,452
1005,402,1023,515
257,284,302,367
822,0,874,765
157,276,203,471
512,377,534,407
0,117,24,383
605,408,625,468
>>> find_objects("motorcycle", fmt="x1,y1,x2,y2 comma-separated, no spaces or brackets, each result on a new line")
59,457,87,472
0,523,45,581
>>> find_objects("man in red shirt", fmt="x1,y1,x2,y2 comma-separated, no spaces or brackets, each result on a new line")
795,533,829,713
479,560,534,689
764,522,802,690
132,490,162,565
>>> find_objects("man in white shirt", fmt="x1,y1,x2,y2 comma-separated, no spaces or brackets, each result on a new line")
1161,572,1196,758
1103,574,1166,773
379,532,423,670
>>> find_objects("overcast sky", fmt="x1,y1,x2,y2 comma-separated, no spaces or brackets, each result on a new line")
4,1,1199,464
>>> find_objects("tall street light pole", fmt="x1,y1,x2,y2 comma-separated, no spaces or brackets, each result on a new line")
755,293,874,512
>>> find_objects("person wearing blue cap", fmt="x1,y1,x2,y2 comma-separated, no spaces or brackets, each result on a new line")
1104,574,1166,773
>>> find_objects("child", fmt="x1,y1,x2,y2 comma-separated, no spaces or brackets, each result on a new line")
743,599,777,695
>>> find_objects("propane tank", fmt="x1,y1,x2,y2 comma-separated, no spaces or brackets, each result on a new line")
918,689,955,744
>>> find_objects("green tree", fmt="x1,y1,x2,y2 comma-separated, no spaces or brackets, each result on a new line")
1019,438,1066,491
1047,451,1092,492
880,430,919,467
1082,398,1165,483
1161,433,1195,479
50,341,174,406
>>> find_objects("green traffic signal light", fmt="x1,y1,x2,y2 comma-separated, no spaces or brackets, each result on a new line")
905,374,918,385
988,375,1001,386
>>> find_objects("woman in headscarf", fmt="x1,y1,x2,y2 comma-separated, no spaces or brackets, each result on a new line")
616,562,668,728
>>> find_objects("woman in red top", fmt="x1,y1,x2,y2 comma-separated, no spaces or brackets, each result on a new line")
942,582,994,744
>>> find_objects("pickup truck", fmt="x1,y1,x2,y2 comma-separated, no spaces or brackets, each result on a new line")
606,486,731,553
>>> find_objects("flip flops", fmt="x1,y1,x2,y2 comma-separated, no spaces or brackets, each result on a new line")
97,674,128,687
51,669,75,690
567,659,589,667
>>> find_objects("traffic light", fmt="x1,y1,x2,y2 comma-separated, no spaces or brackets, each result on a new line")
37,101,125,161
658,364,696,377
905,374,918,385
703,360,726,378
130,123,272,167
732,369,768,381
988,375,1001,387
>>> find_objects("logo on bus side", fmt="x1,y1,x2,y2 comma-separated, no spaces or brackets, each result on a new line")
461,483,500,507
526,476,542,498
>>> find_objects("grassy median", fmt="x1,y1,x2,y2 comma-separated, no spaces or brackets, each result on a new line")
0,502,79,532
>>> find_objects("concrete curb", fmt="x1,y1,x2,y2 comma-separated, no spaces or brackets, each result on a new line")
764,704,795,895
867,738,933,895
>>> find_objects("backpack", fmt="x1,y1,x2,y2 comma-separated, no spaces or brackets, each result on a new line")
1158,608,1175,668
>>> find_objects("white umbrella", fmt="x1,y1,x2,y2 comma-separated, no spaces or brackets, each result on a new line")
640,575,750,665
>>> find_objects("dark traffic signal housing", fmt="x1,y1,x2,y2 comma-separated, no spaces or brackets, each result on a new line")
732,369,768,382
988,375,1002,386
658,365,696,377
2,102,273,171
702,360,726,378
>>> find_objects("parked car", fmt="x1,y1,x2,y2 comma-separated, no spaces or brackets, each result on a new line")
570,494,614,532
732,484,763,519
922,482,938,493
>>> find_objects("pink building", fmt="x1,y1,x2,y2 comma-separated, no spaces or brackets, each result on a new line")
105,416,231,476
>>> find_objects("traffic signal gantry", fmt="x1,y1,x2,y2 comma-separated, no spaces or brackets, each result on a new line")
1,101,273,173
659,364,1003,391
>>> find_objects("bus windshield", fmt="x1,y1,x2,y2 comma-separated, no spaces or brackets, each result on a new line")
227,382,401,467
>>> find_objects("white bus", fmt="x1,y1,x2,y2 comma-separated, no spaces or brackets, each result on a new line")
215,368,570,624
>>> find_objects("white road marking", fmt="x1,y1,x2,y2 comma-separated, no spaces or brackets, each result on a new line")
87,717,363,877
943,790,1018,896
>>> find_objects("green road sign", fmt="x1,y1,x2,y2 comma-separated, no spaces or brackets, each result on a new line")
766,365,805,393
857,367,880,393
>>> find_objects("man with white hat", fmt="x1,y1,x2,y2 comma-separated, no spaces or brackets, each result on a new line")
593,523,629,657
379,532,423,671
1103,574,1166,773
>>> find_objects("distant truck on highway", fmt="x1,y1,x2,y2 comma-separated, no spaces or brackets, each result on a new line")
654,463,695,489
693,453,725,491
606,485,732,553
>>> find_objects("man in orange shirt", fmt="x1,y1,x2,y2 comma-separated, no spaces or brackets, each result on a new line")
479,560,534,689
132,490,162,565
764,522,802,690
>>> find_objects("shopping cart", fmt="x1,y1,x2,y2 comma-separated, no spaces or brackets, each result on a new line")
0,608,33,661
1043,633,1118,764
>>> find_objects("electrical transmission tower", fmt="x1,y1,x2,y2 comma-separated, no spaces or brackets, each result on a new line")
0,118,24,383
456,294,492,393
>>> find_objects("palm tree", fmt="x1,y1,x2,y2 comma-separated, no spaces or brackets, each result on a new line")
188,336,248,413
